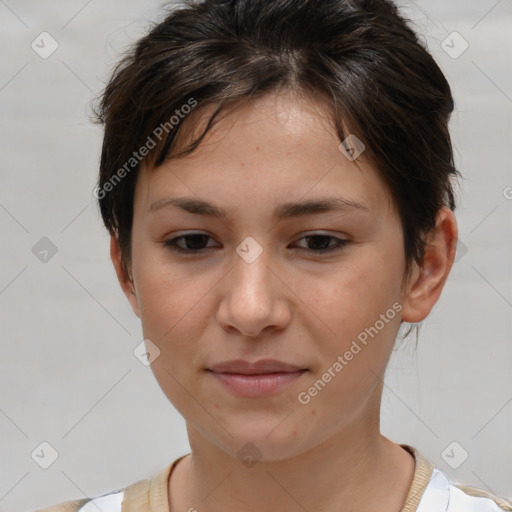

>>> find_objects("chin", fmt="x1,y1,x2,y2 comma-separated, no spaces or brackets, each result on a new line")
216,420,314,464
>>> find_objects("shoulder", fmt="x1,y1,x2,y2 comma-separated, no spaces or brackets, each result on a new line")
29,454,185,512
31,489,124,512
401,445,511,512
450,483,512,511
418,467,512,512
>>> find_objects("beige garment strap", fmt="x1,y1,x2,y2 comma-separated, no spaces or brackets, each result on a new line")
123,455,188,511
34,497,91,512
122,476,153,512
400,444,435,512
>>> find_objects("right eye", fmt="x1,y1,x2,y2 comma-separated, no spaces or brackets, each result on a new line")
163,233,218,254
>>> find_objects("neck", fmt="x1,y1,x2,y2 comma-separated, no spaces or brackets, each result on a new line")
169,422,415,512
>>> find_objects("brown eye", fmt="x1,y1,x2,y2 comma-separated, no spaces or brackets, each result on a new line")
292,234,348,254
164,233,217,253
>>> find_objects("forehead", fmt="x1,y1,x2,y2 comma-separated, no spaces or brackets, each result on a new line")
135,91,396,221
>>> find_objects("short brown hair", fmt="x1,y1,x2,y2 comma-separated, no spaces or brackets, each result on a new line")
93,0,460,282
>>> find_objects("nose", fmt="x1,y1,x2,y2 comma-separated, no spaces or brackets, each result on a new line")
216,247,292,338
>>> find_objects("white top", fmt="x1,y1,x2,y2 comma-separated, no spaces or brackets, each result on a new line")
416,469,509,512
78,491,124,512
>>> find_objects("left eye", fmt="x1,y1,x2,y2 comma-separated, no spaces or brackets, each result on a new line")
163,233,348,254
294,234,348,253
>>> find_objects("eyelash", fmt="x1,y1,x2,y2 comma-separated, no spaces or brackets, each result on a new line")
163,233,349,255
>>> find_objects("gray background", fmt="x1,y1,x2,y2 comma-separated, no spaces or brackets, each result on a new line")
0,1,510,511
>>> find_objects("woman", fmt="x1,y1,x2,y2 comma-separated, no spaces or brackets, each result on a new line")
35,0,511,510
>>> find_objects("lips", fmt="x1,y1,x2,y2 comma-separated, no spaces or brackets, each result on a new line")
206,359,308,397
207,358,307,375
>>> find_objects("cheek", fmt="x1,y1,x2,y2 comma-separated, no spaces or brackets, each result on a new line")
134,260,208,409
137,270,203,338
293,260,402,423
294,241,404,378
301,249,403,329
131,244,205,348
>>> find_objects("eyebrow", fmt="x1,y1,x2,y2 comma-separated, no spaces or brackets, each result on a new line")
149,196,370,220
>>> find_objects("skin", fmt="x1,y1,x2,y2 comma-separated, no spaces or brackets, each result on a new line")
110,90,458,512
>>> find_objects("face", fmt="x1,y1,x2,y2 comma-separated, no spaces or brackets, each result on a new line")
112,91,449,461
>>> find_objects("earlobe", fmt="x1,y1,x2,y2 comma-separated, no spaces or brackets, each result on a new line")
401,207,458,324
110,234,141,318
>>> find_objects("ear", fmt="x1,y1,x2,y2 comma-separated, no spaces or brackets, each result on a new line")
110,233,141,318
401,206,458,323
